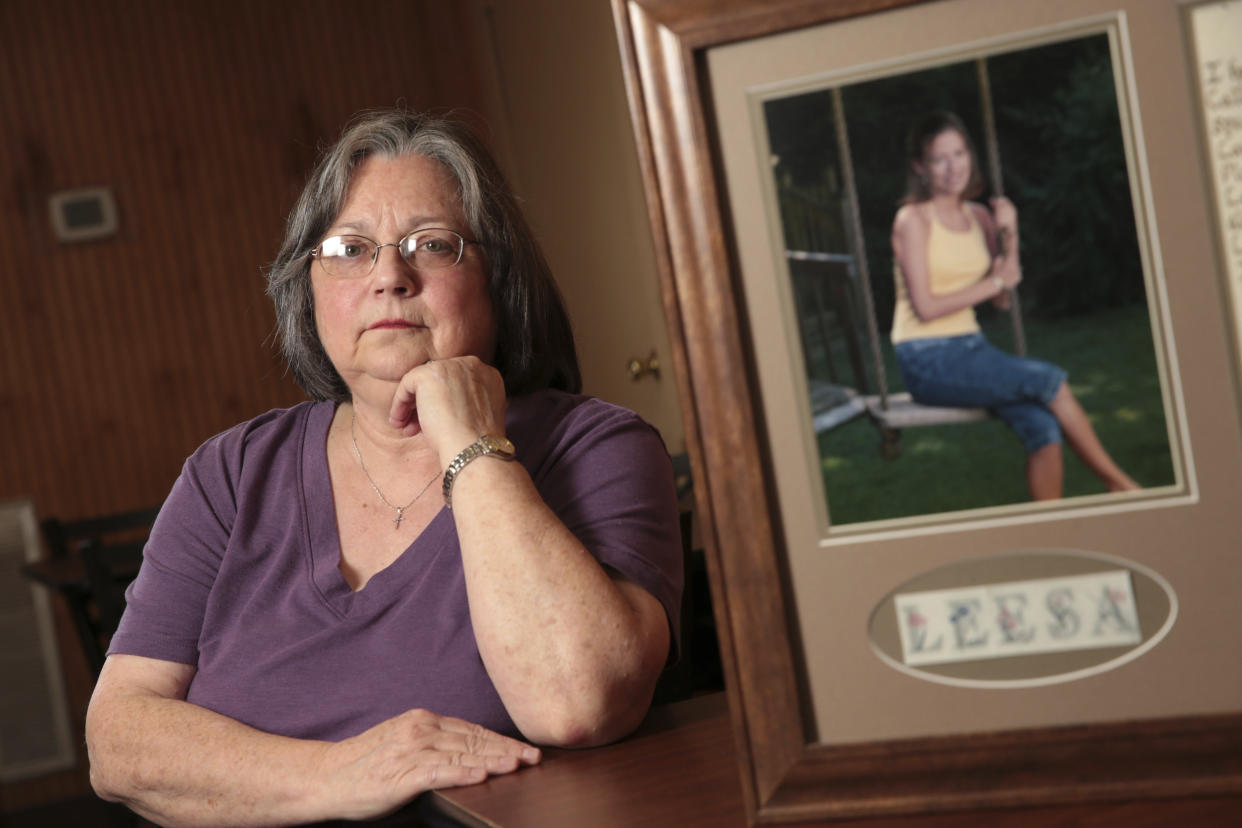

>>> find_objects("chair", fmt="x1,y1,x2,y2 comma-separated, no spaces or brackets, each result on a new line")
26,508,160,828
34,506,160,676
652,511,696,704
79,537,148,656
40,506,160,561
652,509,724,704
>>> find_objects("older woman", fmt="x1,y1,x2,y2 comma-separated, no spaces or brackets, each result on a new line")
86,110,682,826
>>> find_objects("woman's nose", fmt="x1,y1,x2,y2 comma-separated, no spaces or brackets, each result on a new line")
371,244,419,294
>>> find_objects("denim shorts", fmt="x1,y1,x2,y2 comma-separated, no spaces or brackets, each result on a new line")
894,333,1067,454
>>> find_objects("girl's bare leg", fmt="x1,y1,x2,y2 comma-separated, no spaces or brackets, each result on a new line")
1026,443,1063,500
1047,382,1140,492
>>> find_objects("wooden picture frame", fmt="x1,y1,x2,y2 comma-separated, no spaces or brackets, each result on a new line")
612,0,1242,822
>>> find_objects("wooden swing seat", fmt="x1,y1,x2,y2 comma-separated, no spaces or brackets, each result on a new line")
864,394,991,459
864,393,989,430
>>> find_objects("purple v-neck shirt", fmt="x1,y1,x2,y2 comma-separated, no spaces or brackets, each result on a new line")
109,390,682,741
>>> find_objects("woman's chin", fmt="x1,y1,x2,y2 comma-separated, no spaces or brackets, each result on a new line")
351,354,430,385
932,179,969,198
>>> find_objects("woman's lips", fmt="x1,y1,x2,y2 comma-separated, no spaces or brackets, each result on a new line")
368,320,418,330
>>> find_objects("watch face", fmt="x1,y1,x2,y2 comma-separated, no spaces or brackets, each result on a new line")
484,434,515,455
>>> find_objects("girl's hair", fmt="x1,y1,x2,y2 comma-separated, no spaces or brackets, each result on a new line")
267,108,580,401
902,110,986,203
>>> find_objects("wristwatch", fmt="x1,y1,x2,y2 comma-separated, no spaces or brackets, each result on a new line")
442,434,516,507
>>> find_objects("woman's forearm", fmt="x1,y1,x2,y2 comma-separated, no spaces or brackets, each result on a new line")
383,359,671,747
907,276,1004,322
991,241,1022,288
87,680,335,827
450,459,669,748
985,213,1020,308
88,657,536,827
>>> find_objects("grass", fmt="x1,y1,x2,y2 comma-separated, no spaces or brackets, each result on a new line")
817,304,1175,525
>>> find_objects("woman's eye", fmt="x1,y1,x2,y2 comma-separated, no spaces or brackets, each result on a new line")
421,237,450,253
322,236,371,259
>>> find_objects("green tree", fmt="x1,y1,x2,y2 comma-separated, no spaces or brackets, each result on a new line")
992,45,1145,316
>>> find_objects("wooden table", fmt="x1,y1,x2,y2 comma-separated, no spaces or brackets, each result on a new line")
424,692,741,827
418,693,1242,828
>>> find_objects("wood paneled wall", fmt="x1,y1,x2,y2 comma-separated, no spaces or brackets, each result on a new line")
0,0,488,525
0,3,488,805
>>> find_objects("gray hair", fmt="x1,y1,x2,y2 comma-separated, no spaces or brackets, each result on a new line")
267,109,580,401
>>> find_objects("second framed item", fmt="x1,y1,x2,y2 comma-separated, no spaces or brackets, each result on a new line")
614,0,1242,822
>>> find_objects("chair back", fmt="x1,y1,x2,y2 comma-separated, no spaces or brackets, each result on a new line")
652,510,699,705
40,506,161,560
79,537,148,644
38,506,160,675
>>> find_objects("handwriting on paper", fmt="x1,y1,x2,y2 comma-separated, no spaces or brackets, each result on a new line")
895,570,1141,667
1192,2,1242,356
1203,57,1242,262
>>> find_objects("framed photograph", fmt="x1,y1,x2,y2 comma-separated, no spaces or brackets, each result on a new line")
613,0,1242,821
753,25,1184,531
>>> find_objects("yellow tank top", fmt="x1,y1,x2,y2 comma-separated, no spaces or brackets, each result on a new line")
890,203,990,344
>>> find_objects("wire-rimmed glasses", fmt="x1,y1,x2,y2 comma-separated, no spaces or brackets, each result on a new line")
310,228,478,278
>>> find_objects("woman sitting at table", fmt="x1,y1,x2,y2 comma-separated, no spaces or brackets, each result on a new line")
86,109,683,826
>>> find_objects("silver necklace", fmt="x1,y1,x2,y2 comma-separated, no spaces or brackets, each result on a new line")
349,413,439,529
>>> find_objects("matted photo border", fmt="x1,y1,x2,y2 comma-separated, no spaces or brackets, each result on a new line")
725,15,1192,542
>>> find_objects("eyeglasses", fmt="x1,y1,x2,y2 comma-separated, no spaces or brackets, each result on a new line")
309,228,478,278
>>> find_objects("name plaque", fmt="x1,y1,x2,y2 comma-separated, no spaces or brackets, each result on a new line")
895,570,1141,667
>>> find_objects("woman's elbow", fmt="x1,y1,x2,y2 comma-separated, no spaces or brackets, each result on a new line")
910,302,936,324
513,606,670,747
523,683,653,748
85,714,130,803
88,760,127,805
523,713,601,749
85,695,153,805
523,649,664,747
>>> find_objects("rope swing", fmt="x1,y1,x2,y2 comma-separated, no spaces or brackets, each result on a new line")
831,58,1027,458
977,56,1027,356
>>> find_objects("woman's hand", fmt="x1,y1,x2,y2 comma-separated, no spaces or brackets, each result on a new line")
990,196,1018,237
321,709,540,822
982,197,1020,307
989,254,1023,290
386,356,508,467
987,254,1019,310
88,655,539,827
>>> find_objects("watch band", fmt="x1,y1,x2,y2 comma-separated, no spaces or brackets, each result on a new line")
442,434,516,507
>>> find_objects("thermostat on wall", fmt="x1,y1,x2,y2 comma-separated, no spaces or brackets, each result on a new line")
49,187,118,242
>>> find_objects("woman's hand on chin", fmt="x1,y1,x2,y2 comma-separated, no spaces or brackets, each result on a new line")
387,356,508,465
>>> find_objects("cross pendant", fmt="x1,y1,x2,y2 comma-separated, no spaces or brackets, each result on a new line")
392,508,405,529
